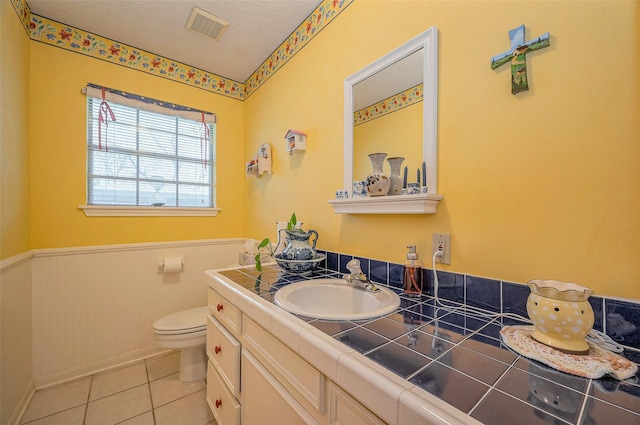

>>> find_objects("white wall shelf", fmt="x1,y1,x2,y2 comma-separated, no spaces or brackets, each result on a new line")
328,193,442,215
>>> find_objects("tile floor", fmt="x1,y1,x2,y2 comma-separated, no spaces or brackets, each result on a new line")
21,352,216,425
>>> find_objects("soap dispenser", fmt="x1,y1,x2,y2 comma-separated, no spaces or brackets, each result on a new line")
403,245,423,296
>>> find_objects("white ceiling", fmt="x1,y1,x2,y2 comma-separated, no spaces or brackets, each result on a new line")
27,0,322,83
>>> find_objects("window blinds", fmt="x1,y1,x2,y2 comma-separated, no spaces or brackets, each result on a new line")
85,84,216,208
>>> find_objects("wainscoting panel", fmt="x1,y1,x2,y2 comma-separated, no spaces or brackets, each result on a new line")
0,253,34,425
31,238,244,387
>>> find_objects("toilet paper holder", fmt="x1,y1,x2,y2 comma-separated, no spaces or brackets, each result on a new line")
157,256,184,273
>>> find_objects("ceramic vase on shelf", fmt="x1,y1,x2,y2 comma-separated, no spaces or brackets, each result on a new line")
387,157,405,196
365,153,391,197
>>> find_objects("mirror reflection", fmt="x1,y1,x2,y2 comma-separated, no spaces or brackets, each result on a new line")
353,49,424,184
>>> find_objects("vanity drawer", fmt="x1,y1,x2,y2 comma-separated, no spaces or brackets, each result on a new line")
208,288,242,336
207,360,241,425
243,316,326,415
206,314,241,398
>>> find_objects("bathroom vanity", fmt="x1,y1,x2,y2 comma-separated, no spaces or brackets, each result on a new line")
204,265,467,425
204,265,640,425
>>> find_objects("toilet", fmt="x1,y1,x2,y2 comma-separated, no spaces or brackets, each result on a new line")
152,306,208,382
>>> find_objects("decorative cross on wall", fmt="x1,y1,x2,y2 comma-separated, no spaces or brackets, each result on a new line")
491,25,550,95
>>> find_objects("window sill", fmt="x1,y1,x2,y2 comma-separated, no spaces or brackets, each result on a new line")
79,205,220,217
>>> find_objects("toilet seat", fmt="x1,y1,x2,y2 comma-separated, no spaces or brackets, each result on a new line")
152,306,208,335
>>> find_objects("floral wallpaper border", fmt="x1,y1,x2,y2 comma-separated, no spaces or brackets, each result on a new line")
244,0,352,97
354,84,424,126
10,0,353,101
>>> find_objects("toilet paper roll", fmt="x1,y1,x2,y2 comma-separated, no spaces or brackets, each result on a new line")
162,256,183,273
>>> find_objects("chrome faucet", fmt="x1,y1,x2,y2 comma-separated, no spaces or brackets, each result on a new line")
342,259,380,293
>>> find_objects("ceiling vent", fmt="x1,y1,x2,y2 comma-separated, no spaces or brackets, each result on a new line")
186,7,229,41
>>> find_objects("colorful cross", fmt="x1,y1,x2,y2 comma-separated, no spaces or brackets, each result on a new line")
491,25,550,95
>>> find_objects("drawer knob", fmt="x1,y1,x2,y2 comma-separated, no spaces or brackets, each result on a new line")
216,303,223,312
215,399,222,408
214,345,221,354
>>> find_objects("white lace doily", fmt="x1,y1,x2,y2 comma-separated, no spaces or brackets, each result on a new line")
500,325,638,380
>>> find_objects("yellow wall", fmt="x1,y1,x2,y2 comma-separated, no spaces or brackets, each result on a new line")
1,0,638,299
244,0,640,299
1,0,31,258
1,3,34,423
29,43,246,248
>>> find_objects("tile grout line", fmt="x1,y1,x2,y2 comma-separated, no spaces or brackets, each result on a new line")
23,354,215,425
145,358,158,425
82,375,94,425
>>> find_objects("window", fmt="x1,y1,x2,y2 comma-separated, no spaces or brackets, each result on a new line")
83,84,216,216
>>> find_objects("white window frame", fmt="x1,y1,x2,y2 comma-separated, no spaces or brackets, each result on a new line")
79,85,220,217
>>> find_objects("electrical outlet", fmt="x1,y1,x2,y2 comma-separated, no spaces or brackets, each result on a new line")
432,233,451,264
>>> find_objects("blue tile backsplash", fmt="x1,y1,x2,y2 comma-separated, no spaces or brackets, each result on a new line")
318,249,640,354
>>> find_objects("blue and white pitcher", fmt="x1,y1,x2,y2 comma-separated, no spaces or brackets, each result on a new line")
281,229,318,261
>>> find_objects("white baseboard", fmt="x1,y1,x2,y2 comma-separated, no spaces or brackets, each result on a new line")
6,379,35,425
34,346,171,390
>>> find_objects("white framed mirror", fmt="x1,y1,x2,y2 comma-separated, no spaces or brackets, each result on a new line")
329,26,442,214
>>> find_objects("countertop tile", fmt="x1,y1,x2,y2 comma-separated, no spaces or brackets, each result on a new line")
381,308,433,330
417,321,468,344
363,316,415,340
580,395,640,424
248,297,275,330
299,328,352,381
366,341,432,378
459,333,518,365
393,328,455,360
400,387,485,425
409,362,490,413
495,366,585,423
444,346,511,385
471,389,572,425
271,310,312,351
337,353,411,425
512,358,590,393
589,376,640,413
432,308,494,337
335,326,387,354
308,319,355,336
475,320,503,340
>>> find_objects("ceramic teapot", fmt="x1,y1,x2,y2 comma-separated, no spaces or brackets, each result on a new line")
281,229,318,261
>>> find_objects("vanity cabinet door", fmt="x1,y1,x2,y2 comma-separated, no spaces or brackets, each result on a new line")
206,314,241,397
329,383,386,425
207,360,241,425
241,350,321,425
243,316,326,415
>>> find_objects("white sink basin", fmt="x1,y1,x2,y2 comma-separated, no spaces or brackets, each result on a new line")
274,279,401,320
